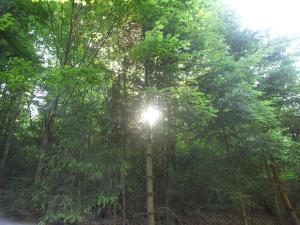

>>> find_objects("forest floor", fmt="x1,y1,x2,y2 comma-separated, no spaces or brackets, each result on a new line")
0,209,278,225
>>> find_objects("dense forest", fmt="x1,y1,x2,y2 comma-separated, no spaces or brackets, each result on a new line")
0,0,300,225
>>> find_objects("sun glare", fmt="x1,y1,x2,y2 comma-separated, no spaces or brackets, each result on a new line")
223,0,300,37
142,106,161,127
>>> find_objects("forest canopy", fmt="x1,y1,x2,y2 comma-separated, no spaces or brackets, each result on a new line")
0,0,300,225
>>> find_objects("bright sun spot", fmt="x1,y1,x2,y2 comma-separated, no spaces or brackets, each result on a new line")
142,105,161,127
223,0,300,37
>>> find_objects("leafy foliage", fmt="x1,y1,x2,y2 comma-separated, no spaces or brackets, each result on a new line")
0,0,299,225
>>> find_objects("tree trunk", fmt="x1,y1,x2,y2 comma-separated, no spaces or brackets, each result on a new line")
121,56,128,225
270,163,300,225
122,178,126,225
34,124,49,183
240,196,249,225
34,95,59,183
222,124,250,225
264,156,283,225
114,203,117,225
146,129,155,225
0,122,13,170
143,23,155,225
1,97,20,171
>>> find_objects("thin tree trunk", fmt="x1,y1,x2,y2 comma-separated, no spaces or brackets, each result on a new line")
0,122,13,170
34,124,49,183
121,56,128,225
273,192,284,225
0,87,9,135
122,180,126,225
146,129,155,225
27,99,34,130
34,95,59,183
222,124,250,225
270,163,300,225
1,97,21,170
143,23,155,225
240,196,249,225
263,156,283,225
114,203,117,225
